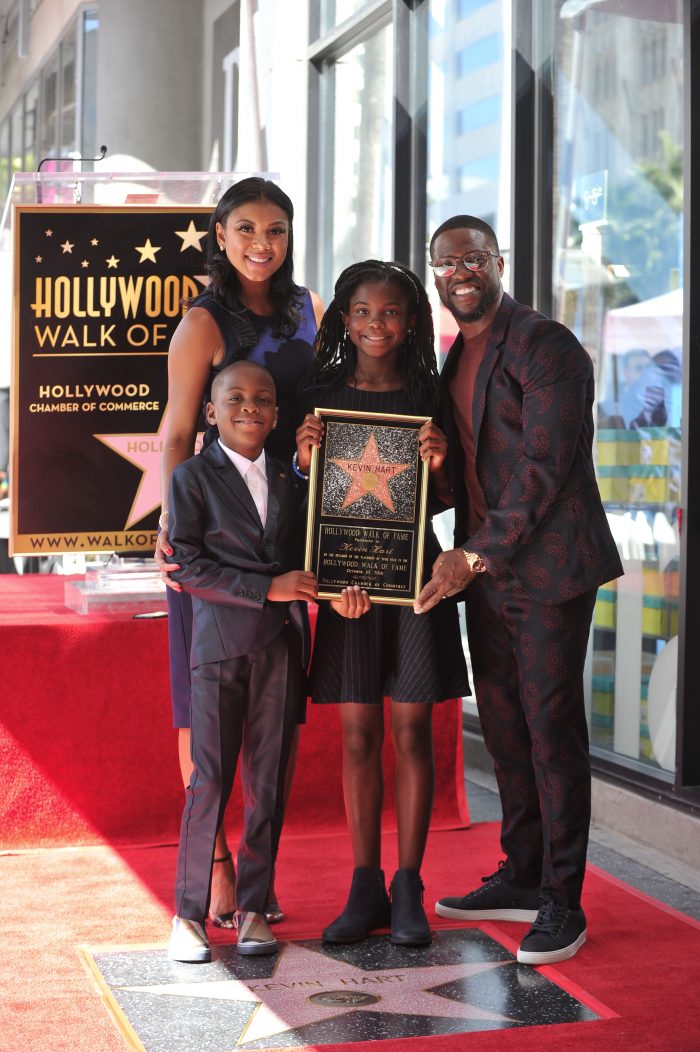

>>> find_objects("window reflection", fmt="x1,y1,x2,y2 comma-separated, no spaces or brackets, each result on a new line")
324,25,393,291
553,1,683,775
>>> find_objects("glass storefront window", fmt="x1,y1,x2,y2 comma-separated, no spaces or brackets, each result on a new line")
319,0,374,33
321,22,394,295
0,121,9,203
23,82,40,173
40,54,59,159
60,36,78,156
81,12,99,162
552,1,683,776
10,102,24,178
427,0,511,365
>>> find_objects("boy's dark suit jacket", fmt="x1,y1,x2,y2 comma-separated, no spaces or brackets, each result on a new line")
168,441,310,669
441,292,623,605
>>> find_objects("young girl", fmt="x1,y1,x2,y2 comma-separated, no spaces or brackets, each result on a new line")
295,260,470,946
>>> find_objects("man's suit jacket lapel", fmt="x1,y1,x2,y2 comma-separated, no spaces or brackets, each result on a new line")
471,293,515,455
203,441,263,531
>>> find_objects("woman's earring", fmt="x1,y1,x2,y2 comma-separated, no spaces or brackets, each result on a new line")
218,241,225,251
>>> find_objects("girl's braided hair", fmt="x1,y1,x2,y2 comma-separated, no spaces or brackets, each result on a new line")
303,259,439,413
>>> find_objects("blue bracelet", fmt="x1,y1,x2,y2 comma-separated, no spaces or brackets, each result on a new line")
292,450,309,480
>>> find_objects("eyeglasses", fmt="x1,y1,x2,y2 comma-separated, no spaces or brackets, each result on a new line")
428,252,499,278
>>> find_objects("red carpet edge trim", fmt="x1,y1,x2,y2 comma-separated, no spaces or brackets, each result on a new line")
587,862,700,931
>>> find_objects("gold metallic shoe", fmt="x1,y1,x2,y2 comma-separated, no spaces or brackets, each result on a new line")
235,911,278,956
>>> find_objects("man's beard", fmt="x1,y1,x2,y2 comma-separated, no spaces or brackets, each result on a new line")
446,281,500,323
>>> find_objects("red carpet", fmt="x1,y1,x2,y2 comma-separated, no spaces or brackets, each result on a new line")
2,575,699,1049
2,824,699,1051
94,832,700,1052
0,574,468,850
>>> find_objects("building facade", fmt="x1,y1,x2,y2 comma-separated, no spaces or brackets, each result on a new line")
0,0,697,820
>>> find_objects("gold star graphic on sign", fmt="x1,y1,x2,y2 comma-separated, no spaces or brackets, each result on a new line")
135,238,161,263
331,431,411,513
35,255,42,263
81,260,89,268
45,229,53,237
90,238,99,246
175,219,208,252
61,240,74,253
106,255,119,269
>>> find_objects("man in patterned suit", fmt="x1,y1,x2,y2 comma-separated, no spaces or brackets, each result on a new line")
415,215,623,965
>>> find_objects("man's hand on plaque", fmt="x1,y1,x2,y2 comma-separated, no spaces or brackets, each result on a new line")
295,413,324,474
413,548,477,614
418,421,448,473
330,585,372,619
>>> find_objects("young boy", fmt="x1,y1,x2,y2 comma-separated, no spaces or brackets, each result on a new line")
166,360,316,962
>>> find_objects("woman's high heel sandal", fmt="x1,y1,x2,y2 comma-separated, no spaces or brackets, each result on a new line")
322,866,391,943
209,853,236,929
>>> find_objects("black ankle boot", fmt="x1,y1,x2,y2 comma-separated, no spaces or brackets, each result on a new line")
322,867,391,943
389,869,432,946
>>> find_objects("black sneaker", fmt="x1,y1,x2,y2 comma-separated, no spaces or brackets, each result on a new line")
435,863,540,922
516,900,587,965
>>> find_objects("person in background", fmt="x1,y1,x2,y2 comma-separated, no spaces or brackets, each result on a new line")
415,216,623,966
156,177,323,928
296,260,470,947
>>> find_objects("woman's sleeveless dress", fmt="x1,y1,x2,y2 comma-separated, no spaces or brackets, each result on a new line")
167,288,317,727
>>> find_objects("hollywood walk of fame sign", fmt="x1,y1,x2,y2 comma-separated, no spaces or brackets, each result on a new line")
79,929,602,1052
10,205,211,555
304,408,431,604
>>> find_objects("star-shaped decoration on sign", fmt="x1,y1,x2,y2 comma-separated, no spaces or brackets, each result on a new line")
122,943,515,1044
175,219,208,252
135,238,161,263
81,260,89,268
91,237,99,246
106,255,119,269
330,432,412,513
95,410,203,529
94,410,169,529
45,228,53,237
35,255,42,263
61,240,74,253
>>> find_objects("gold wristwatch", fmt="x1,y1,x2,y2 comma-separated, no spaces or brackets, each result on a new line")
462,549,486,574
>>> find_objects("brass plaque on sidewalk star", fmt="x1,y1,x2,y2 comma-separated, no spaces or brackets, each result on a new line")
304,408,430,605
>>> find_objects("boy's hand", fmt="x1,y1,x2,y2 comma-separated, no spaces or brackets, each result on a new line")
267,571,318,603
154,528,182,592
418,420,448,473
330,585,371,618
295,413,324,474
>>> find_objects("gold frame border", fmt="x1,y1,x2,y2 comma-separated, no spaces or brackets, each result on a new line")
304,407,430,606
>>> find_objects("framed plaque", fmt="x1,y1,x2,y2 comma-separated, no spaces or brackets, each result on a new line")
304,408,430,605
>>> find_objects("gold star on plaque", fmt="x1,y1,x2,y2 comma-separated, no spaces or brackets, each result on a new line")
81,260,89,268
61,240,74,253
331,432,411,513
35,255,42,263
90,238,99,246
45,229,53,237
135,238,161,263
175,219,208,252
106,255,119,269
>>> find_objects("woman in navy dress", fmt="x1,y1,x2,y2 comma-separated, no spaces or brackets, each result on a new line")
156,177,323,927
